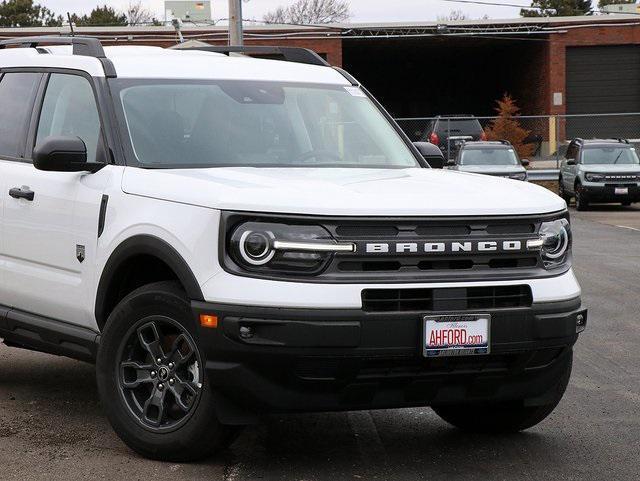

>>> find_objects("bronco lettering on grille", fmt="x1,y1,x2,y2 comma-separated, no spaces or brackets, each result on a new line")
364,240,525,255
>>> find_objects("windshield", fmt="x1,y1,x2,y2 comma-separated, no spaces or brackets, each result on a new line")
460,148,519,166
112,79,419,169
582,147,640,165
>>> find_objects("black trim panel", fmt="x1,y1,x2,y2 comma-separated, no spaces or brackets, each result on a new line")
95,235,204,327
0,305,99,363
98,194,109,237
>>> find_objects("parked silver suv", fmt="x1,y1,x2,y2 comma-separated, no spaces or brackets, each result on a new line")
559,138,640,210
448,141,528,181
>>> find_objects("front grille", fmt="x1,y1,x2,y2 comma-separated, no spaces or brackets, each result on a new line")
222,211,570,283
602,174,639,182
361,285,533,312
319,213,564,282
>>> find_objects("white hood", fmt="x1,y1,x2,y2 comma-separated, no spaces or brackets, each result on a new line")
122,167,566,216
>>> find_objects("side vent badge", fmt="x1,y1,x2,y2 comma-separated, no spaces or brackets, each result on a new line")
76,245,86,263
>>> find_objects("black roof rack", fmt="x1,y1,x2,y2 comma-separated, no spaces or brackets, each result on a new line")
0,36,116,77
573,137,630,145
178,45,330,67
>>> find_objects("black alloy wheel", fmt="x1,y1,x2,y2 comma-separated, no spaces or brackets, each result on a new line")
118,316,202,432
97,281,236,461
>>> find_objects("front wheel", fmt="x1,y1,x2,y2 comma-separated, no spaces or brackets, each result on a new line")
96,281,235,461
575,183,589,211
433,355,572,433
558,177,572,204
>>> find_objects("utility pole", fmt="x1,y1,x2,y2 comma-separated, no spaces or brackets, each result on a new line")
229,0,244,46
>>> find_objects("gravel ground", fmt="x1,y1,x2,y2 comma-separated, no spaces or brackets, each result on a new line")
0,209,638,481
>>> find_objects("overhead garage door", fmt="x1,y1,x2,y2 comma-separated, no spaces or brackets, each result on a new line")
566,45,640,139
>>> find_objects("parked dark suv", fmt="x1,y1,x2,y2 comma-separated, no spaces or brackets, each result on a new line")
423,115,487,159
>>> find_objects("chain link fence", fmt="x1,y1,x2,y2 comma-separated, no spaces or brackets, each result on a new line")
395,113,640,169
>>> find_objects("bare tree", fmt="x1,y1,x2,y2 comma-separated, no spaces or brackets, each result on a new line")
126,0,155,25
437,9,469,21
263,0,351,24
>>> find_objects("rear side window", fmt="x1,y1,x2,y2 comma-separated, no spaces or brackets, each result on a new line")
0,73,41,158
36,74,104,163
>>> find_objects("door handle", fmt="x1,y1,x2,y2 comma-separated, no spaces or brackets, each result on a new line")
9,187,35,201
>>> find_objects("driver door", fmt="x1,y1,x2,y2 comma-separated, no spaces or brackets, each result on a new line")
1,72,111,326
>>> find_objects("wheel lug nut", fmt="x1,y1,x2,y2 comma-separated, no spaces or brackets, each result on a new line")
158,383,164,391
150,371,157,378
169,378,175,385
156,358,162,364
168,362,175,369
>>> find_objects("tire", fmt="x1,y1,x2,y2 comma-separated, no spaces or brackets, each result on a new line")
433,355,572,434
575,183,589,211
558,177,572,204
96,281,234,462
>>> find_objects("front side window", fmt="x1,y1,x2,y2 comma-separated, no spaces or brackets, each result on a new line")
582,146,640,165
113,80,419,169
0,72,41,158
460,148,519,166
36,74,104,163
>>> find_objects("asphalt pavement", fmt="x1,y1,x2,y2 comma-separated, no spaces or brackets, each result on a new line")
0,208,639,481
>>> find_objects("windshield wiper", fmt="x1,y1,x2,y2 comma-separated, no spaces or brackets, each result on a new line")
613,150,624,164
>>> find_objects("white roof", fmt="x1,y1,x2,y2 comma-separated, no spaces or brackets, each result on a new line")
0,45,350,84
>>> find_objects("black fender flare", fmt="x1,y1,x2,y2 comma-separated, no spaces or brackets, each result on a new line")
95,235,204,328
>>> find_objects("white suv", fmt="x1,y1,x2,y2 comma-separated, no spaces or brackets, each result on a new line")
0,37,586,461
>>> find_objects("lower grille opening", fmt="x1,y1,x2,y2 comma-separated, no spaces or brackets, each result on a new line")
418,260,474,270
488,257,537,269
362,285,533,312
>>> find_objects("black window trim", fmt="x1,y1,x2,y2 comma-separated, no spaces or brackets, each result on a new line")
0,70,44,163
0,66,124,166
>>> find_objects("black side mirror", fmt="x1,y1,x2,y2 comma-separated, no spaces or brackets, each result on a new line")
413,141,445,169
33,136,104,173
521,158,530,167
566,158,576,166
446,159,456,167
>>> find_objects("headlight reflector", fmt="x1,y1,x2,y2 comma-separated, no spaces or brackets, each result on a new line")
229,221,351,274
585,173,605,182
539,218,571,269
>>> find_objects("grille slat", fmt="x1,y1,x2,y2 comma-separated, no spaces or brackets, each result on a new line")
362,285,532,312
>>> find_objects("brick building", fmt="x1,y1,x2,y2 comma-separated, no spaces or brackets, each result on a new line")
2,14,640,125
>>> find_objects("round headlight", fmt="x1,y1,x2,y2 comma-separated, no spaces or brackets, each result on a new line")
539,218,571,268
238,230,275,265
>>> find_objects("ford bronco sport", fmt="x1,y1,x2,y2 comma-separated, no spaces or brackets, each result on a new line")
0,37,586,461
559,138,640,210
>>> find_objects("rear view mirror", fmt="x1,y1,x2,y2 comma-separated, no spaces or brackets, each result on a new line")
446,159,456,167
33,136,104,173
413,141,445,169
521,159,530,167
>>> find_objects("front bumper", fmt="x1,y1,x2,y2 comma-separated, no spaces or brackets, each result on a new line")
581,182,640,202
192,297,586,424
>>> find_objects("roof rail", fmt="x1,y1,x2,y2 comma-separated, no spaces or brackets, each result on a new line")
0,36,116,77
177,45,330,67
614,138,630,144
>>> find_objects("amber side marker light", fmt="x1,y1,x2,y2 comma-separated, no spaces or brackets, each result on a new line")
200,314,219,328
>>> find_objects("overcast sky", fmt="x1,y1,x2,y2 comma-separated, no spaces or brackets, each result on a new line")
43,0,526,23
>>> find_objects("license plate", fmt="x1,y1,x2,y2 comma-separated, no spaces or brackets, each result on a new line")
423,314,490,357
615,187,629,195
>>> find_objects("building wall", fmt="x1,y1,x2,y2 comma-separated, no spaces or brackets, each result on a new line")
548,24,640,116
